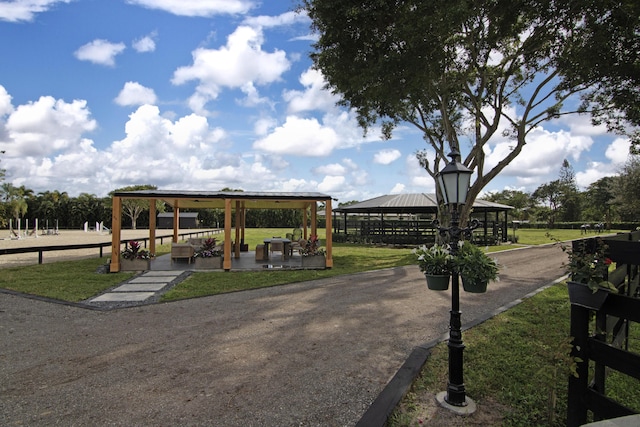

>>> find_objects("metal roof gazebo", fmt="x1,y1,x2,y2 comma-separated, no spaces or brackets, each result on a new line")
109,190,334,272
333,193,513,244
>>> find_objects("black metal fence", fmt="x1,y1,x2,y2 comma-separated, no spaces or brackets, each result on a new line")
567,232,640,426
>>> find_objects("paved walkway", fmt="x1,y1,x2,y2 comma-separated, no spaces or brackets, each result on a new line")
1,245,568,426
86,270,188,308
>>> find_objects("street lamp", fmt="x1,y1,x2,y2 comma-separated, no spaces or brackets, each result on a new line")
434,150,479,414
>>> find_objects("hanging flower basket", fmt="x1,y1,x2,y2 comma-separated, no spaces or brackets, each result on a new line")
425,274,450,291
461,277,488,293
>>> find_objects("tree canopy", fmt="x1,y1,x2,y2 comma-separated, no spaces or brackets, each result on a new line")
302,0,640,221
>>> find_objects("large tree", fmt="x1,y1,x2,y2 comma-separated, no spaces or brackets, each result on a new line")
111,185,163,230
614,156,640,222
303,0,640,222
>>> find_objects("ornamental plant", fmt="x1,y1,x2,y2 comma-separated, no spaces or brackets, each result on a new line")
194,238,223,258
413,243,453,275
454,241,499,284
562,237,617,293
301,235,326,257
121,240,153,260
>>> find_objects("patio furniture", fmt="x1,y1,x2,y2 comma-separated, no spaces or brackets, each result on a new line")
263,238,291,261
255,244,266,261
289,238,306,256
270,239,285,260
171,243,195,263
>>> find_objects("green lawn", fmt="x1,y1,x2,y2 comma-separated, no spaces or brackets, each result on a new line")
509,228,625,245
388,283,640,426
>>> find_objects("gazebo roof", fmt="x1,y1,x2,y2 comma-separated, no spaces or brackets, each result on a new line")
112,190,332,210
334,193,512,214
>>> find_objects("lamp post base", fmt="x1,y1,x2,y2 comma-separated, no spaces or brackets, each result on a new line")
436,391,477,415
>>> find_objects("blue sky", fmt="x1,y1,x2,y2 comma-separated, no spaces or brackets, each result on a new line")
0,0,632,204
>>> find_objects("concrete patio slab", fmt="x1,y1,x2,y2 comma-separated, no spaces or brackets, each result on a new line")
89,292,156,302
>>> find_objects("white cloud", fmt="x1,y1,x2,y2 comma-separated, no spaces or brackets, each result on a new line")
390,183,405,193
283,68,341,114
313,163,346,176
126,0,254,16
132,33,157,53
373,149,401,165
318,175,345,193
1,96,96,157
604,138,632,164
172,25,290,114
0,0,72,22
0,85,14,116
486,127,594,182
74,39,126,67
554,113,609,137
242,11,308,28
574,138,631,189
253,116,339,156
114,82,158,106
254,117,277,136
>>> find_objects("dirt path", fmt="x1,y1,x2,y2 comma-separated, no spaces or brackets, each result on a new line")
0,245,568,426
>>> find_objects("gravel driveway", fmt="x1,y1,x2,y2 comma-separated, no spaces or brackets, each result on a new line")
0,244,567,426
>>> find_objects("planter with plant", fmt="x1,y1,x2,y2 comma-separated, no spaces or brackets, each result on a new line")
455,242,499,293
121,240,153,271
413,243,453,290
301,235,326,269
561,237,617,310
193,238,223,269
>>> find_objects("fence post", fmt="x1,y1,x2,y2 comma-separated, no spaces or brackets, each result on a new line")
567,303,590,427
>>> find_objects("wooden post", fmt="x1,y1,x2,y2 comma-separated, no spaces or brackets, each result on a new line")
224,198,232,270
311,203,317,237
173,203,179,243
149,199,156,255
235,201,241,259
325,198,333,268
109,196,122,272
302,204,310,240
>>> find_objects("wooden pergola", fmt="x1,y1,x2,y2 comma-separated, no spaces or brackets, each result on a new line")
110,190,334,272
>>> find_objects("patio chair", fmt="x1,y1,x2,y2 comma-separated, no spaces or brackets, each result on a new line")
289,238,306,256
270,238,285,260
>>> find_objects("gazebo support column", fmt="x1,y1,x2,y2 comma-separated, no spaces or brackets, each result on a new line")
224,198,232,270
325,199,333,268
149,199,156,255
172,203,179,243
234,201,241,259
109,196,122,273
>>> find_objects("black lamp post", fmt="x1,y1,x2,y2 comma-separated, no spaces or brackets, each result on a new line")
434,150,479,413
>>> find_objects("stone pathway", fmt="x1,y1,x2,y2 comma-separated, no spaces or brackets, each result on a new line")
86,270,189,309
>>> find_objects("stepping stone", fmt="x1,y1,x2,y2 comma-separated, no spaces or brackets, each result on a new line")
143,270,183,277
113,283,167,292
90,292,155,302
129,276,177,284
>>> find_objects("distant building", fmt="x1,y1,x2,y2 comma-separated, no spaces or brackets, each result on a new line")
157,212,199,229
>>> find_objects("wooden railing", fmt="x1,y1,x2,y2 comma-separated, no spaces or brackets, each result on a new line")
0,229,221,265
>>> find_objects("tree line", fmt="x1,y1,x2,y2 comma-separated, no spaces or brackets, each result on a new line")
0,183,307,231
481,158,640,227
